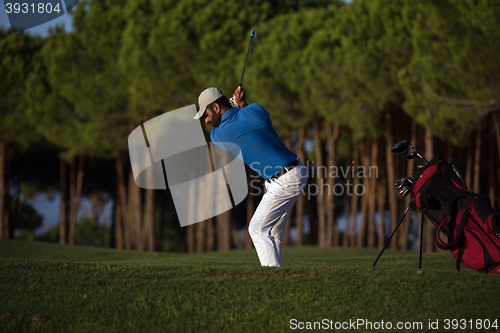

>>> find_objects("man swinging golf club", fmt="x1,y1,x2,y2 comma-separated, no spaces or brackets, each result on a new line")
193,86,307,267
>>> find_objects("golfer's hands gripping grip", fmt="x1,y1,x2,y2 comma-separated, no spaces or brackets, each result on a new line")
232,85,248,108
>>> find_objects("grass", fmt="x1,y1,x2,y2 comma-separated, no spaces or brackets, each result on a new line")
0,240,499,332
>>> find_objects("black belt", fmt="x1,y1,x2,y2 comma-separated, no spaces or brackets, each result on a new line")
268,158,300,181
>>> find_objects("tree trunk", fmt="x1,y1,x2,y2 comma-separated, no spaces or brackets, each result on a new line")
115,154,129,250
196,220,205,253
206,217,214,251
472,130,482,194
350,142,360,247
367,139,378,248
3,153,11,239
127,168,136,249
144,188,155,251
357,140,368,248
424,129,434,161
376,170,387,249
69,158,76,245
465,144,472,190
313,118,326,246
424,129,434,253
59,159,68,244
295,127,306,246
115,180,123,250
187,224,195,253
385,111,397,249
0,141,6,239
68,155,85,245
494,114,500,159
343,139,353,247
134,186,143,251
217,211,231,251
11,177,20,237
492,114,500,210
327,123,340,247
446,145,455,165
489,157,495,211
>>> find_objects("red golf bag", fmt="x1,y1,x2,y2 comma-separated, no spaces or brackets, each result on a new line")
411,157,500,274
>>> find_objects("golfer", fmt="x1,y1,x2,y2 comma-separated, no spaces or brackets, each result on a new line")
194,86,307,267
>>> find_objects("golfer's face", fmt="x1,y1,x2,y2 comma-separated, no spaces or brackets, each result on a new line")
203,108,221,128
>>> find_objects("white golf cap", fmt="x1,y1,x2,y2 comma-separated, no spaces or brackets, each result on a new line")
193,87,224,119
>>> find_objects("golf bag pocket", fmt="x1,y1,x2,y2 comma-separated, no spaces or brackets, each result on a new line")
444,199,500,274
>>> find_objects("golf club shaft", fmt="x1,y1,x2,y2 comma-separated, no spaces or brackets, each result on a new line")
417,153,428,164
240,38,253,86
410,145,428,163
372,199,414,267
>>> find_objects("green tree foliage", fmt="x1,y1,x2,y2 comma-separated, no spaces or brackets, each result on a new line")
399,0,500,146
245,4,344,134
25,30,85,160
27,0,131,160
4,0,499,249
0,28,42,147
304,0,413,140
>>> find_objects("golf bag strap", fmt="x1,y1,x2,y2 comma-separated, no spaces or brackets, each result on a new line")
485,260,500,274
456,238,466,272
435,210,468,250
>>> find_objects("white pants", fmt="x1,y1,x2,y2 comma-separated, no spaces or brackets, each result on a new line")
249,161,308,267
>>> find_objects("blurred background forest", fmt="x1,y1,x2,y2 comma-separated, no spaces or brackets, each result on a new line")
1,0,499,254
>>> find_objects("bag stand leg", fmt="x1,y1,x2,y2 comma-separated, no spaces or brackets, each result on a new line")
372,200,414,267
419,214,424,269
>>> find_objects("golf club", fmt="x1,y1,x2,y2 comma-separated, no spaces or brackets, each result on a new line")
413,165,424,175
390,139,412,154
406,151,427,163
230,29,257,107
395,177,413,197
406,152,418,160
391,139,428,163
240,29,257,87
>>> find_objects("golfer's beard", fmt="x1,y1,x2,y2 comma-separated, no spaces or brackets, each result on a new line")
209,113,221,128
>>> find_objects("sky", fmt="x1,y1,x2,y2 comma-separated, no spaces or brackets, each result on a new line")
0,1,75,36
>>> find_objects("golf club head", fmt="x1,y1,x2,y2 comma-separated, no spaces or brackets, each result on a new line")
391,140,412,154
395,177,413,197
251,29,257,39
399,188,411,196
406,152,418,160
413,165,424,175
395,177,412,189
395,178,406,190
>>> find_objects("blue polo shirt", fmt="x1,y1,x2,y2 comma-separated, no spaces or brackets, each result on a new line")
210,103,298,179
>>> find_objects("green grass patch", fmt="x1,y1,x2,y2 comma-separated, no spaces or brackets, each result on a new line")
0,240,498,332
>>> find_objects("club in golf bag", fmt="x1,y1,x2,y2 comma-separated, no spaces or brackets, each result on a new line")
373,139,426,268
391,139,428,163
